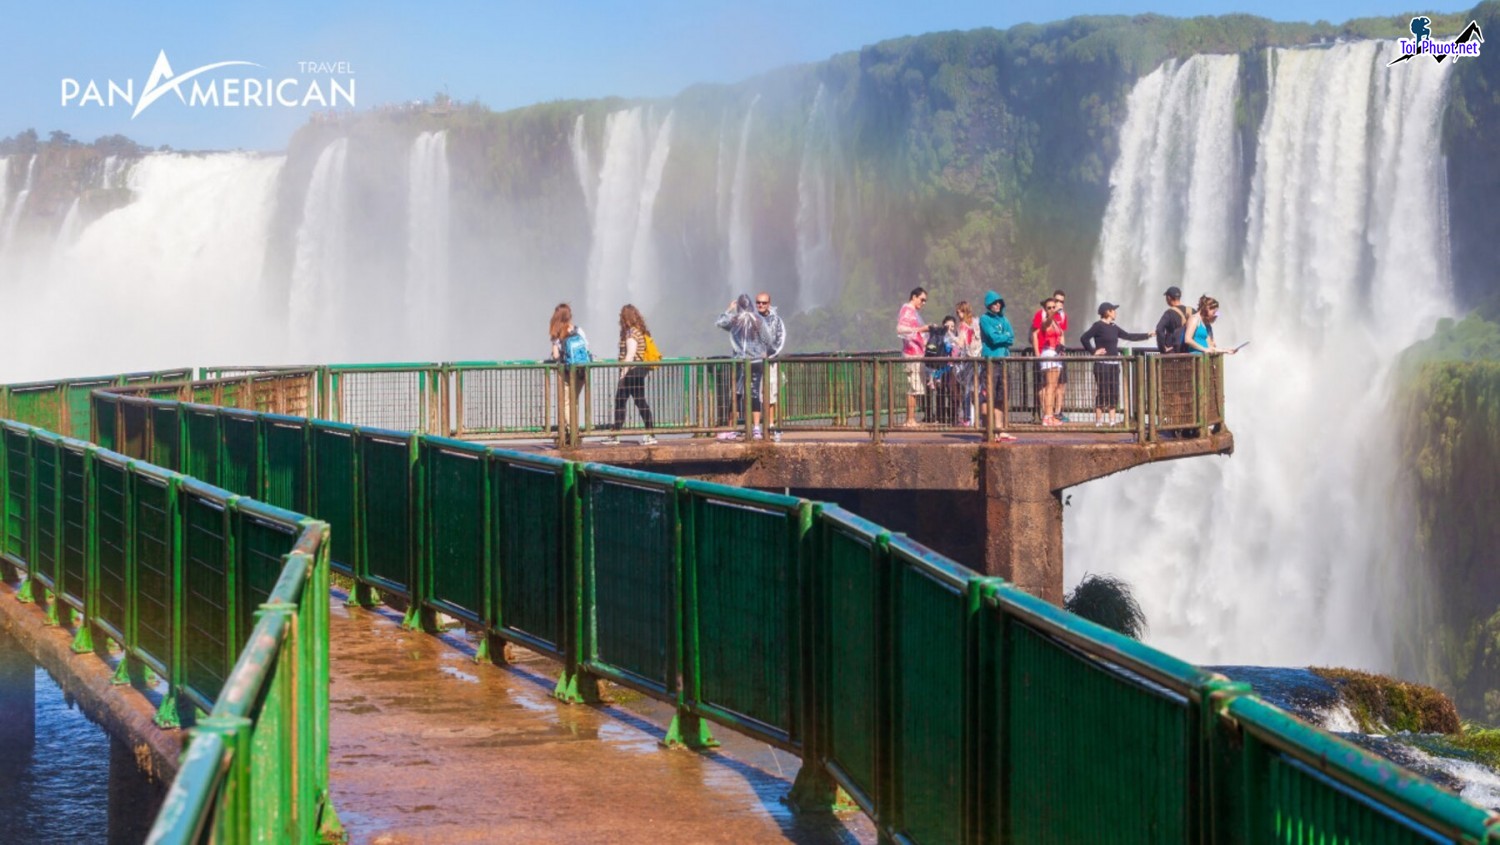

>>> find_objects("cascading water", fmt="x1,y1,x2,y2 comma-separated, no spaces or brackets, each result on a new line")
405,130,451,356
583,107,673,331
4,153,283,380
1074,43,1455,668
725,95,759,299
52,199,82,253
2,155,37,251
570,115,597,219
288,138,351,361
795,84,839,313
0,156,11,230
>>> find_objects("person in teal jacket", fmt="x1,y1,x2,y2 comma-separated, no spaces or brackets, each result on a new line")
978,291,1018,440
980,291,1014,356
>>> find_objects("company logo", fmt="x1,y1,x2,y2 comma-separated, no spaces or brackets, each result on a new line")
61,50,356,118
1390,17,1484,65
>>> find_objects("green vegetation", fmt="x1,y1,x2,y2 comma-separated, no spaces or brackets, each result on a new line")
1396,313,1500,723
1311,667,1462,734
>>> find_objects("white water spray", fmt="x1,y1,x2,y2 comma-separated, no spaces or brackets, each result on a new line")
570,114,597,219
795,84,839,312
405,131,451,356
1075,43,1454,669
726,96,759,298
583,107,673,331
2,155,37,251
288,138,351,361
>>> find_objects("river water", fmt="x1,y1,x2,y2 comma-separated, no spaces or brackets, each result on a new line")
0,627,163,844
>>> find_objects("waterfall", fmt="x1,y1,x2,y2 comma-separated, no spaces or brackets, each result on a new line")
1074,43,1455,669
2,155,37,251
52,199,83,253
583,107,673,332
725,96,759,299
3,153,283,380
0,157,10,230
288,138,351,361
405,131,451,356
795,84,839,312
570,115,597,219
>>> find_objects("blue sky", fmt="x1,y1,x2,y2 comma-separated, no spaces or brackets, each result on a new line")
0,0,1471,151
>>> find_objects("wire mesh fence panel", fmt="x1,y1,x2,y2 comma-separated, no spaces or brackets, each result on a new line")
1207,355,1225,427
93,397,118,451
336,370,431,432
491,457,568,656
360,433,413,593
131,471,174,675
773,359,876,431
184,409,221,488
454,366,556,437
31,437,59,588
685,487,800,744
7,386,63,431
311,425,357,574
262,418,308,513
182,489,232,707
251,372,315,417
818,509,883,811
93,455,129,641
584,471,675,695
423,442,486,623
150,404,182,471
5,428,32,566
235,508,301,644
581,361,719,437
59,444,88,608
1155,355,1201,431
65,381,114,440
120,400,150,459
221,413,260,500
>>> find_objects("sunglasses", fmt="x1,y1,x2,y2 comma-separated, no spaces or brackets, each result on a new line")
755,300,770,305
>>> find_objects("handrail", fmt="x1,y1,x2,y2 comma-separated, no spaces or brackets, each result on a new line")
100,353,1228,447
1,368,1470,844
0,381,336,841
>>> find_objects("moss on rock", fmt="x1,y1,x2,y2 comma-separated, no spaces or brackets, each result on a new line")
1312,667,1461,734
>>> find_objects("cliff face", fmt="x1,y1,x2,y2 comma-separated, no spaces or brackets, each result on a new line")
1396,316,1500,722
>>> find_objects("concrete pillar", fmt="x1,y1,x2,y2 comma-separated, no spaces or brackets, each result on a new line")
980,447,1065,605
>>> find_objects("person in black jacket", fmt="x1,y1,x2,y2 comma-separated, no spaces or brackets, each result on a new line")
1081,302,1151,427
1154,286,1192,353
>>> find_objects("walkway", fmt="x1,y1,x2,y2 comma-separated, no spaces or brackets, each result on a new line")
326,590,874,844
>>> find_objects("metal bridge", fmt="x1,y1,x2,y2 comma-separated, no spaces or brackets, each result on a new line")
0,358,1494,844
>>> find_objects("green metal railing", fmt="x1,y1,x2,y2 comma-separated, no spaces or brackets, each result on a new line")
36,372,1487,842
106,353,1226,446
0,377,335,843
0,368,193,440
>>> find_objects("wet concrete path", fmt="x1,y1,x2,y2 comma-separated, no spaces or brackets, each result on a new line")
327,591,875,844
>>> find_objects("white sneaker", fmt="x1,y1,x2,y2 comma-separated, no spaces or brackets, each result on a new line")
599,435,622,445
640,434,658,446
752,425,763,440
770,430,781,443
716,431,741,441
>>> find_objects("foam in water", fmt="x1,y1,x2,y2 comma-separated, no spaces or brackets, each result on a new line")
405,130,451,356
796,84,839,313
1076,44,1454,669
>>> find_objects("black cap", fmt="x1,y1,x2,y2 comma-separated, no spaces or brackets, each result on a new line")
1164,286,1182,299
1098,302,1119,317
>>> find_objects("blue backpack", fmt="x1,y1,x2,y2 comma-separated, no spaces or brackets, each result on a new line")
561,330,591,365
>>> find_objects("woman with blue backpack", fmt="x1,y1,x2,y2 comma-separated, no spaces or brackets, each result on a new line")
549,303,590,443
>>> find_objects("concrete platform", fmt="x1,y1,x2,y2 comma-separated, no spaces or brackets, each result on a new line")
327,590,875,844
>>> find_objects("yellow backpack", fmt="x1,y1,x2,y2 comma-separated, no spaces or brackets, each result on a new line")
641,333,662,364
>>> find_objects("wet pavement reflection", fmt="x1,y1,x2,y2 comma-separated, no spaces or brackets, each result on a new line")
328,592,875,844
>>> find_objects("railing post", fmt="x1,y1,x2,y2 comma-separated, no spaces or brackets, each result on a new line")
554,462,600,703
664,478,717,749
871,360,883,444
1197,355,1211,439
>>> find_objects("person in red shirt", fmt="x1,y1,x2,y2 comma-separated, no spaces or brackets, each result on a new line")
1030,289,1070,421
1030,297,1066,425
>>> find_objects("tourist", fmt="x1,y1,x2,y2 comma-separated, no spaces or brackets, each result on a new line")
1031,297,1065,426
1155,286,1192,353
897,287,932,426
1032,289,1071,421
926,315,961,424
1183,295,1236,356
978,290,1017,441
953,301,981,426
547,303,590,443
715,293,773,440
600,304,657,446
756,292,786,443
1080,302,1151,426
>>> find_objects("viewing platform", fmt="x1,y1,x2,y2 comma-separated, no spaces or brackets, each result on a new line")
1,360,1479,845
